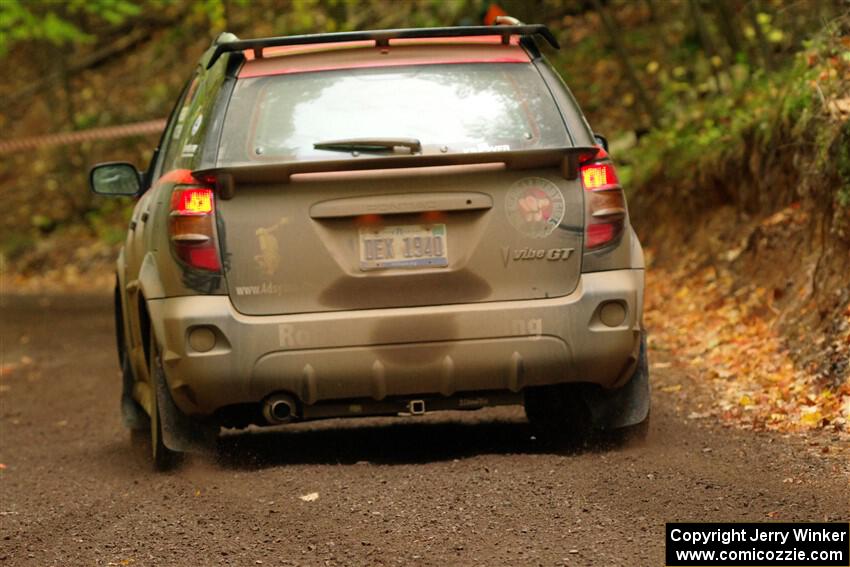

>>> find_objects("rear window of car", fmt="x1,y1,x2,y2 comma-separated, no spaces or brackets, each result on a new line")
217,62,571,165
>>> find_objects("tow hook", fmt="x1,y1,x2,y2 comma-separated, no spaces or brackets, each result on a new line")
407,399,426,416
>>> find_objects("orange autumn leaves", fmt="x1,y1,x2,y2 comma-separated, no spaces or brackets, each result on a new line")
645,263,850,433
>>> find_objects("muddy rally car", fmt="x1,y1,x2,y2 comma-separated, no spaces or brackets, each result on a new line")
90,23,649,469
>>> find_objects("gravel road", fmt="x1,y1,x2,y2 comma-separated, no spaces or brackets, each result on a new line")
1,294,848,566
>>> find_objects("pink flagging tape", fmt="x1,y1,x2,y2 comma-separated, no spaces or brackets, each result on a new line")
0,119,166,155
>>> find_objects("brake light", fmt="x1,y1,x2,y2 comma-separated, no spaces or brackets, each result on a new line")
169,186,221,272
580,163,619,191
174,188,214,214
580,156,626,250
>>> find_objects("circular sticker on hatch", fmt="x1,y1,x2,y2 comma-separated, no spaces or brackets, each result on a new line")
505,177,566,238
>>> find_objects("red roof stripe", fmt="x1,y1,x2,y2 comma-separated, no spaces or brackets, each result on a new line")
239,41,530,78
240,56,528,78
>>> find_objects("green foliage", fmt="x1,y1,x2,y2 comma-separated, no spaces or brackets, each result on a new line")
31,213,54,231
0,1,90,55
0,231,35,261
0,0,142,55
85,201,134,245
67,0,142,25
192,0,228,32
622,14,849,211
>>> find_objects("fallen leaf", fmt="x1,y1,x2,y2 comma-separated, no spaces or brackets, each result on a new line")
299,492,319,502
799,409,823,427
0,364,18,378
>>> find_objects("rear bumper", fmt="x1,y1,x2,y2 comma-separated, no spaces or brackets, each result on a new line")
148,269,645,416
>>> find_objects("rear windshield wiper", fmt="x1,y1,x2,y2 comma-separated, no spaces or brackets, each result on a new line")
313,137,422,154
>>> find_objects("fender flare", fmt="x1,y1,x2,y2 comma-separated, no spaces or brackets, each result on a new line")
137,252,166,300
114,249,130,361
629,227,645,269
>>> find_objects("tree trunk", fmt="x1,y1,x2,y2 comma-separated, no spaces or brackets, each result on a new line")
644,0,673,52
747,0,774,70
644,0,659,22
592,0,659,128
688,0,726,92
714,0,743,57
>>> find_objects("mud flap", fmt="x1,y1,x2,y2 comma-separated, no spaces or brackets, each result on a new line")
154,365,218,454
581,332,651,430
120,354,147,430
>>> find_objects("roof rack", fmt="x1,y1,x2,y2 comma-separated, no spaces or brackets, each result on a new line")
205,24,559,69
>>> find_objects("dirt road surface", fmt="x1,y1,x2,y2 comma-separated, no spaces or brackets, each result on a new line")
1,294,848,566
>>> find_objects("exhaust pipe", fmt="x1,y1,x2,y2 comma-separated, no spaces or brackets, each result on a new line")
263,393,297,424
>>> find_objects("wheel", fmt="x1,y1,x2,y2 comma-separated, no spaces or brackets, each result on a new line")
524,383,594,446
148,328,182,471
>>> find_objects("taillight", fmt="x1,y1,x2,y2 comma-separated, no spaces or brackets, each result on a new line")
580,154,626,250
169,186,221,272
580,162,619,191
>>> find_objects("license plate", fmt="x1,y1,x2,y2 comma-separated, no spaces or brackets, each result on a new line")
359,224,448,270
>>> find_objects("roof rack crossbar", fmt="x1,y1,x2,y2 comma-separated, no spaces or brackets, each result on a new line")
205,24,559,69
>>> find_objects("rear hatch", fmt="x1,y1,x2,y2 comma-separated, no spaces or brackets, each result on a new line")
211,55,588,316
